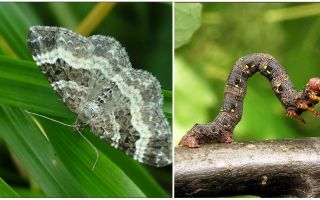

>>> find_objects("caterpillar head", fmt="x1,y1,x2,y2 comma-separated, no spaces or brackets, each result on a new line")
305,77,320,105
308,77,320,94
287,77,320,123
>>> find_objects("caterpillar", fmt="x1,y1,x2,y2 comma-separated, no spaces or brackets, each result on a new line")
179,53,320,148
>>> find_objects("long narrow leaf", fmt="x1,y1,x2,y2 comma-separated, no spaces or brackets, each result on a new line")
0,2,171,197
0,177,20,197
0,106,85,197
0,56,73,118
0,3,39,59
0,56,172,119
0,55,170,196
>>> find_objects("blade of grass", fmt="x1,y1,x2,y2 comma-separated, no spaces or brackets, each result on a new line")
163,89,173,122
69,123,169,197
39,119,145,197
0,105,86,197
264,3,320,23
0,36,18,58
0,177,20,197
76,2,116,36
47,3,79,29
0,3,39,59
0,55,172,119
0,2,171,197
0,105,161,197
0,55,170,197
16,3,42,26
12,186,45,198
0,56,74,119
39,118,148,197
0,167,27,186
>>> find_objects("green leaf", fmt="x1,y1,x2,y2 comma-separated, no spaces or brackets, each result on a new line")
0,177,20,197
0,3,172,197
174,3,202,49
11,187,45,198
0,56,72,119
162,89,172,124
0,55,170,197
0,106,86,196
0,3,40,59
0,105,163,197
47,3,79,29
174,3,320,148
0,49,170,198
174,56,216,145
0,55,172,121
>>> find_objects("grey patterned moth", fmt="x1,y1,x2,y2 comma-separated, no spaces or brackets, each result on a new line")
27,26,172,167
180,53,320,148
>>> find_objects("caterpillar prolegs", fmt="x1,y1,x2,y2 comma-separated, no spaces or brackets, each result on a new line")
179,53,320,148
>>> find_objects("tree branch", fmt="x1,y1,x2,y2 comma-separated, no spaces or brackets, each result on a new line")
175,137,320,197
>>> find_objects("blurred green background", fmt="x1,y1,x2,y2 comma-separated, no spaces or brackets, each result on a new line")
175,3,320,146
0,2,172,197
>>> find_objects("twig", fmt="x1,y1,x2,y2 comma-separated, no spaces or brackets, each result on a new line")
175,137,320,197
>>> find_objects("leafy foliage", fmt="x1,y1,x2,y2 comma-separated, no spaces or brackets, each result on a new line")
174,3,202,48
0,177,19,197
0,2,172,197
175,3,320,145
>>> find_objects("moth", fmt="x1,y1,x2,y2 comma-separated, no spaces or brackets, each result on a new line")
27,26,172,167
180,53,320,148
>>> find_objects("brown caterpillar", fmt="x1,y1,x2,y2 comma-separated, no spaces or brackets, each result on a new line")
180,53,320,148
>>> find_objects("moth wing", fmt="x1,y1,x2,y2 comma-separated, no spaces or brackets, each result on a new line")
82,75,172,167
28,26,172,167
117,69,172,167
86,107,172,167
28,26,93,113
87,35,172,166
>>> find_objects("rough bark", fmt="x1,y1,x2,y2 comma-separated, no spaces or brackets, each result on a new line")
175,137,320,197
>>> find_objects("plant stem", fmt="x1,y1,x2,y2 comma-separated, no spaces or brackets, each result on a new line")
175,137,320,197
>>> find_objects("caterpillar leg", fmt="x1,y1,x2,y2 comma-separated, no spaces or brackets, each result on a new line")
290,78,320,121
179,124,208,148
297,101,320,116
179,124,233,148
179,133,201,148
220,131,233,143
286,110,306,124
309,93,320,102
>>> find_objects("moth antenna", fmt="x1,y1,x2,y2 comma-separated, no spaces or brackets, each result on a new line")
25,110,73,127
25,110,99,171
76,129,99,171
